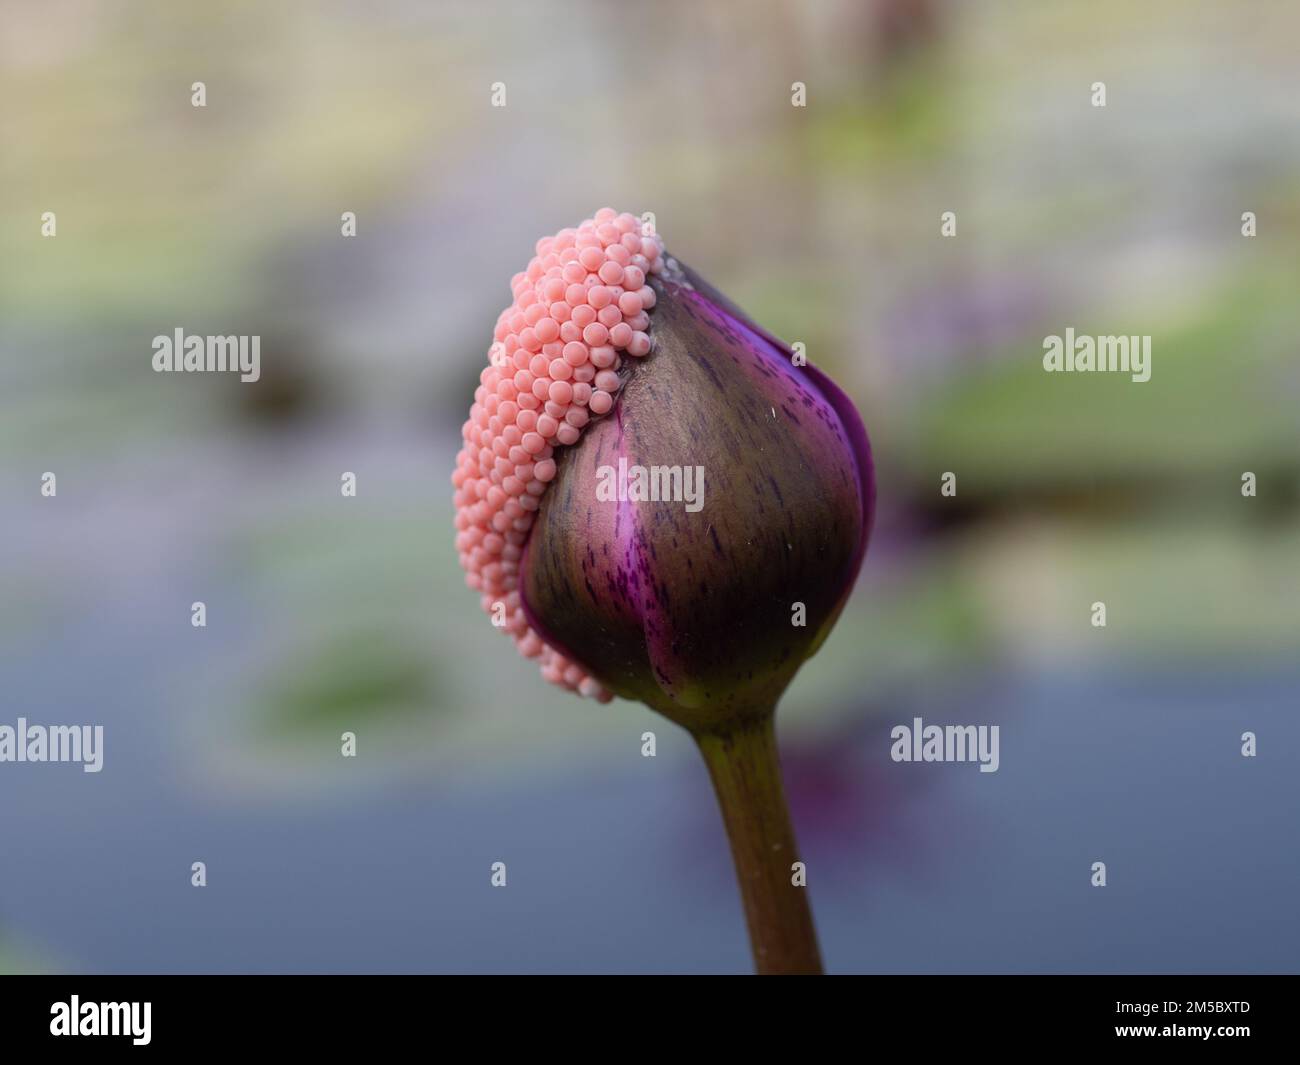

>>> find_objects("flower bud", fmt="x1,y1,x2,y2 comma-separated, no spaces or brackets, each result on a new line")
521,256,873,731
454,209,874,733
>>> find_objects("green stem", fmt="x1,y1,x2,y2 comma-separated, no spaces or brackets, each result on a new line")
694,715,823,975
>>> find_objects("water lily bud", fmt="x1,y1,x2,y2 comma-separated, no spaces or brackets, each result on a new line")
522,265,873,732
453,208,874,974
453,208,874,731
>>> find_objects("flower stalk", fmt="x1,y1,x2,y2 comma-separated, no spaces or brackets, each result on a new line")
695,712,823,975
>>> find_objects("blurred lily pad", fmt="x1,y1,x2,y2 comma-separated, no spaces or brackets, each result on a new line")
911,269,1300,491
255,628,438,738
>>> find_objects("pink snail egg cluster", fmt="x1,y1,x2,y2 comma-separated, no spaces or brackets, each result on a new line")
452,208,666,701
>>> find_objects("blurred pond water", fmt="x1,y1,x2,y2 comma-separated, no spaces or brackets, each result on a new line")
3,656,1295,973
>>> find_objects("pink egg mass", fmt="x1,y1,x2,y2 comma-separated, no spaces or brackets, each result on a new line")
452,208,666,701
